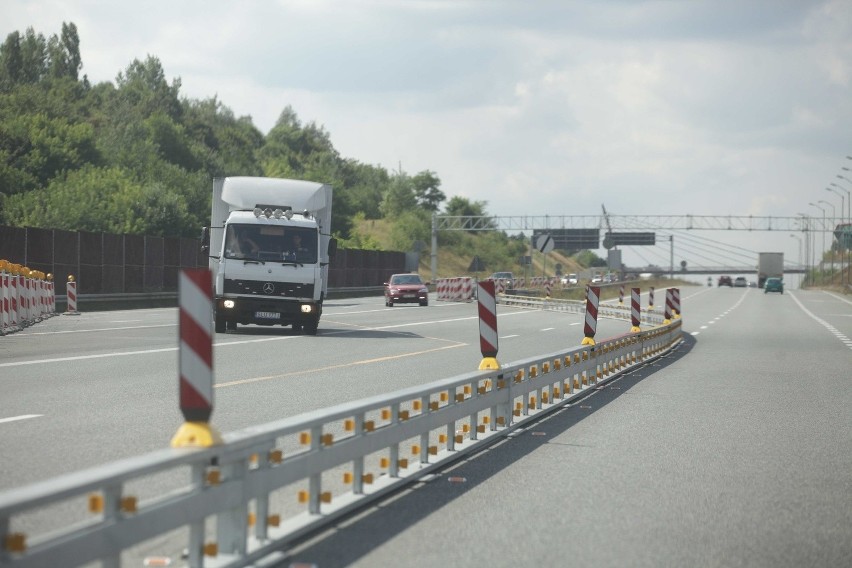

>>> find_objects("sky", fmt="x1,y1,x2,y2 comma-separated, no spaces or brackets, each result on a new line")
4,0,852,272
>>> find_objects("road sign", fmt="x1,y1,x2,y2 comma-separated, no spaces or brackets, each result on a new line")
535,234,555,254
533,229,599,250
468,256,486,272
604,232,656,246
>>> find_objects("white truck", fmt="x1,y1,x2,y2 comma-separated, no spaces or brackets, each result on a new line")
757,252,783,289
201,177,335,335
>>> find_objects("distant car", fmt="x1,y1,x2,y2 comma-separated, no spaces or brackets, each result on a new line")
561,273,578,285
489,272,515,289
764,277,784,294
384,273,429,307
718,275,733,287
734,276,748,287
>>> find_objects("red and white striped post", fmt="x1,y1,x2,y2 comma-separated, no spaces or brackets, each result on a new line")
582,286,600,346
544,278,553,298
171,268,222,448
673,288,681,318
648,286,655,311
664,288,673,324
618,284,625,305
630,287,642,333
9,264,19,330
477,280,500,370
64,275,80,315
0,261,9,334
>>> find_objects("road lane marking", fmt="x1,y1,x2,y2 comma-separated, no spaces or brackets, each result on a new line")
789,291,852,351
541,328,555,332
500,334,519,339
0,415,43,424
215,342,467,388
7,324,175,337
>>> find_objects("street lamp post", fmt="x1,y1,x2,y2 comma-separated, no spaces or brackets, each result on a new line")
819,199,836,283
809,202,826,285
789,234,802,284
797,214,811,286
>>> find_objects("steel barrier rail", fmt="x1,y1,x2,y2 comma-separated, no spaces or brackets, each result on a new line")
0,321,682,568
498,294,666,325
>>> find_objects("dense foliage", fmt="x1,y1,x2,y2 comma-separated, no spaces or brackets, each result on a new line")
0,22,601,270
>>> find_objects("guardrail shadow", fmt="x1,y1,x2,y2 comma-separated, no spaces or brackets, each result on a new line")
281,333,697,566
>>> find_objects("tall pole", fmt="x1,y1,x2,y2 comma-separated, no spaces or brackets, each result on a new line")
669,235,674,280
430,213,438,284
809,203,825,285
820,200,836,282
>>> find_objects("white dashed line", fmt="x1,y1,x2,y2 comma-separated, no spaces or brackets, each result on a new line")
789,292,852,351
0,415,43,424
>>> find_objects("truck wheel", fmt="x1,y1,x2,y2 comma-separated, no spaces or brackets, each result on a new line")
304,316,319,335
215,313,226,333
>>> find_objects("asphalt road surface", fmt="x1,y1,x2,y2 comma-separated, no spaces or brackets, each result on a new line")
1,286,851,567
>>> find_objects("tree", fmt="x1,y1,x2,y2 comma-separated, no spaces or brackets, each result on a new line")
411,170,445,212
0,31,23,90
380,172,418,217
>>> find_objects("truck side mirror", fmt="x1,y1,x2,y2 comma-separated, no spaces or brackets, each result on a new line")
200,227,210,254
327,237,338,260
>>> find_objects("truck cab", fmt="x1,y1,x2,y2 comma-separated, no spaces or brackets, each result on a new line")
204,177,334,335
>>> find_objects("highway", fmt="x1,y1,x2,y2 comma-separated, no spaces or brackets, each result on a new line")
1,286,851,566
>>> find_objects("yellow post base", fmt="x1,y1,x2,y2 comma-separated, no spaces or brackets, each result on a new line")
171,421,224,448
581,337,596,346
479,357,501,371
663,319,671,325
630,326,641,333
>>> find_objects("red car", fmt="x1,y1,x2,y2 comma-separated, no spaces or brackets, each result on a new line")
718,275,733,287
384,273,429,307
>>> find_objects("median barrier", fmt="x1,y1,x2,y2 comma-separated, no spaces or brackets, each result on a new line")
0,288,683,568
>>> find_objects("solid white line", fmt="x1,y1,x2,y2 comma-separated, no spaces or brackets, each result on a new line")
0,414,43,424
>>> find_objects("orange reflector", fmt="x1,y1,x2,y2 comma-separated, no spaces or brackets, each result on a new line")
440,392,448,402
413,400,422,410
247,513,256,527
206,470,221,486
203,543,218,557
269,449,283,464
411,445,421,455
363,473,374,484
438,434,447,443
321,492,331,504
429,401,439,411
380,457,390,468
343,472,353,484
120,496,137,513
88,494,104,513
268,514,280,527
4,533,26,553
344,419,355,431
321,433,333,446
398,459,409,468
299,432,311,445
447,476,467,483
143,557,172,567
298,490,308,504
364,421,375,432
381,409,391,420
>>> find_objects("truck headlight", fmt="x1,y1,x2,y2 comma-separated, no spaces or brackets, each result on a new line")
301,304,313,313
223,300,235,308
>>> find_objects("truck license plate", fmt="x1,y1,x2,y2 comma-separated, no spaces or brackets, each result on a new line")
255,311,279,319
404,294,415,298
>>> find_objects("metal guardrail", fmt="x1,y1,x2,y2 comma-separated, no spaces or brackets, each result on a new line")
0,321,682,568
498,293,666,325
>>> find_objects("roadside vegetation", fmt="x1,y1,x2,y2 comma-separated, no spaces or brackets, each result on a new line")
0,22,618,278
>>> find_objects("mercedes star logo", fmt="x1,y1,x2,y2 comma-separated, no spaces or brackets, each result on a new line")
262,282,275,294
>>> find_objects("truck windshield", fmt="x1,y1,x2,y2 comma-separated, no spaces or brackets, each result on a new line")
224,225,317,263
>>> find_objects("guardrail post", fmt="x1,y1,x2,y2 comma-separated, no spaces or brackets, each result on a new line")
477,280,501,370
631,288,641,333
673,287,681,318
217,460,249,558
171,268,223,448
664,289,673,324
64,275,80,315
582,286,600,346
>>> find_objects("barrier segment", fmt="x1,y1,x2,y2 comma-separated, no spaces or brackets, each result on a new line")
477,280,500,370
171,268,222,448
649,286,655,310
582,286,600,346
64,276,79,315
673,288,681,319
630,288,641,333
663,288,673,324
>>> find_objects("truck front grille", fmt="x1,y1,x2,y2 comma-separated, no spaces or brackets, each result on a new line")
224,279,315,299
